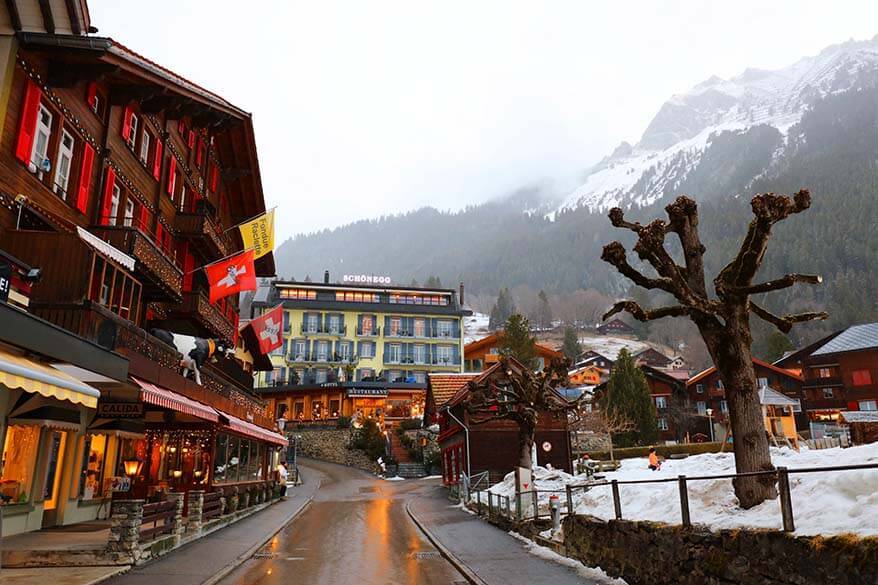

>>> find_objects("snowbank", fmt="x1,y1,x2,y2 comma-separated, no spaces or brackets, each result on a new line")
488,444,878,536
507,531,628,584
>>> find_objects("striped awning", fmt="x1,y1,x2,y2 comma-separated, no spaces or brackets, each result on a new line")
0,349,100,408
220,412,286,446
131,377,219,422
77,226,136,271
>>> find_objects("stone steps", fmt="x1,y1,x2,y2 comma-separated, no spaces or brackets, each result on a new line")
396,462,427,478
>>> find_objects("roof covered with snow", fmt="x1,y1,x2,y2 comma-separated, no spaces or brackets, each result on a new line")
758,386,799,406
811,322,878,356
840,411,878,423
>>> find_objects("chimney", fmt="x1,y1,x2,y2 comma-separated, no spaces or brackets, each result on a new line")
324,270,330,284
459,282,465,306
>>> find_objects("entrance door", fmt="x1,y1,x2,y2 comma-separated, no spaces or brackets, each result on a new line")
41,430,67,528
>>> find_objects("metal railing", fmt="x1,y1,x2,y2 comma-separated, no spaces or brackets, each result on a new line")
466,462,878,532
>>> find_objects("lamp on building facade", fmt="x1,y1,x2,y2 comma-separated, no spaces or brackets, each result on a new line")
123,459,143,477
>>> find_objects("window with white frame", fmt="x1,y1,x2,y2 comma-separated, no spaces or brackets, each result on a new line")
413,344,426,364
413,318,425,337
315,341,329,361
657,417,669,431
127,114,138,148
179,184,187,211
32,104,53,173
387,343,401,363
293,339,306,360
123,199,134,226
359,342,374,359
859,400,878,411
436,320,453,337
328,314,341,334
791,399,802,413
654,396,667,409
413,371,426,384
359,368,375,381
822,388,834,398
54,129,74,198
314,368,328,383
305,314,318,333
90,93,101,115
389,317,401,336
720,400,729,413
696,401,707,415
696,383,705,394
757,377,768,388
339,341,352,361
109,185,121,225
436,345,453,364
140,130,151,164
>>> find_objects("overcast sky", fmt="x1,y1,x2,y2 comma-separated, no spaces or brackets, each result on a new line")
89,1,878,239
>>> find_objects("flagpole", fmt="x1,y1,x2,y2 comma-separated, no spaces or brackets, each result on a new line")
184,247,257,275
222,206,277,234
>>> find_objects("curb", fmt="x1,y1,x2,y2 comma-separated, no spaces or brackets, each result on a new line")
201,477,320,585
405,499,488,585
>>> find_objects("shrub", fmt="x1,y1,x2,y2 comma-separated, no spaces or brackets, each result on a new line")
350,418,386,460
337,416,352,429
399,417,423,430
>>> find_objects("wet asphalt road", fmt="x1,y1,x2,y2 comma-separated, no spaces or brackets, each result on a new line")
219,459,462,585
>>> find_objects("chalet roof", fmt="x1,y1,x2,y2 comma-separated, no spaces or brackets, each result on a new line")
759,386,798,406
445,357,573,409
463,333,562,359
641,365,685,389
773,330,843,368
687,358,803,387
841,411,878,423
427,373,480,409
811,323,878,357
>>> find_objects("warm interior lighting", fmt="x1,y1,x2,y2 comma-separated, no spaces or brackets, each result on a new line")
123,459,143,477
172,470,183,478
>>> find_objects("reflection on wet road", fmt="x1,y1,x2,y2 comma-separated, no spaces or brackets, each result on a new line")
220,459,461,585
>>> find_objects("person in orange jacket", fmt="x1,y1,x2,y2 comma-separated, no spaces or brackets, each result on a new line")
648,447,662,471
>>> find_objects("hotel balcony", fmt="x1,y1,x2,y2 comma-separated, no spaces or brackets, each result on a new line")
300,324,347,337
384,329,460,340
174,200,231,259
288,352,356,365
92,223,183,303
179,289,237,344
355,326,381,337
383,354,460,367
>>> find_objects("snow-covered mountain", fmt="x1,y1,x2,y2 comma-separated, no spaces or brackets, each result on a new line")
560,36,878,212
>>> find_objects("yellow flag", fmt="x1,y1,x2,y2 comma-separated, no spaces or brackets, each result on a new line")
238,209,275,259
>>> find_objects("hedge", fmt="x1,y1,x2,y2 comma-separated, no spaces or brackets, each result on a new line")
583,442,724,461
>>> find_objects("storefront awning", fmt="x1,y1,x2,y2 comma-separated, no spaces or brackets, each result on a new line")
219,412,286,446
0,348,100,408
77,226,136,270
131,377,219,422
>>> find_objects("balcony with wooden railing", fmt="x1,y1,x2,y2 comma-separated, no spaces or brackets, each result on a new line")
93,221,183,302
175,199,231,259
181,289,237,344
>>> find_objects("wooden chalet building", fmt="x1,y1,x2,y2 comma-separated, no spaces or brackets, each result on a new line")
777,323,878,435
431,362,572,486
635,347,673,369
596,318,634,336
686,359,805,442
463,332,562,373
0,6,285,536
576,350,614,370
642,366,686,443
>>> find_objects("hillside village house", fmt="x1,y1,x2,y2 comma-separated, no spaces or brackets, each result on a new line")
252,277,470,430
776,323,878,436
0,5,285,539
596,318,634,336
567,364,603,386
464,332,562,373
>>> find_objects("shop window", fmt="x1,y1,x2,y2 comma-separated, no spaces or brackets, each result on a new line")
312,401,324,420
329,399,340,418
79,434,108,500
387,399,411,418
294,402,305,420
226,436,241,482
213,434,228,483
852,369,872,386
1,425,40,505
115,438,146,477
276,403,289,420
239,440,250,482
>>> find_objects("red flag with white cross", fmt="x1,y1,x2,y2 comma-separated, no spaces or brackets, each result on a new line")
251,304,283,354
205,249,257,303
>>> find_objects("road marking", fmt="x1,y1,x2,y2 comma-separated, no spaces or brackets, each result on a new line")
284,557,307,561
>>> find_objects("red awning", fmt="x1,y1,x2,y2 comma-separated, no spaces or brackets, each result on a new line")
132,377,219,422
220,412,286,446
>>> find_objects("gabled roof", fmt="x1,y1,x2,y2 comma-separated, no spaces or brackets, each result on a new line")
773,330,842,368
759,386,799,406
641,365,685,389
811,323,878,357
427,373,480,409
686,357,803,387
841,411,878,423
463,333,562,359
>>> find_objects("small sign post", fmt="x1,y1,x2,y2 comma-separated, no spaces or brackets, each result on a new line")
515,466,535,520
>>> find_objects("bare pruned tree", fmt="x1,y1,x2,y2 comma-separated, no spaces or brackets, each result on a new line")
600,190,827,508
570,407,636,462
466,356,577,470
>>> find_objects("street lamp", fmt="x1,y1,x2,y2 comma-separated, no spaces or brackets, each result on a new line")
706,408,715,442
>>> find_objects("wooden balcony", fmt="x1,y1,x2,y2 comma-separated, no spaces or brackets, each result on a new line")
92,225,183,303
31,300,270,426
181,290,236,344
175,202,231,259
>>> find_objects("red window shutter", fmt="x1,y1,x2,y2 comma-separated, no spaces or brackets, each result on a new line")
100,167,116,225
75,143,96,214
196,138,204,165
86,82,97,109
139,206,150,231
166,156,177,195
178,119,185,134
121,105,133,140
15,79,42,165
152,140,163,180
188,130,195,149
183,250,195,291
209,164,219,192
155,221,164,246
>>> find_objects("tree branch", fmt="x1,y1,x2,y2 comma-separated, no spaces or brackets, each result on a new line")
731,273,823,295
601,241,678,295
665,196,708,297
603,300,690,322
749,301,829,333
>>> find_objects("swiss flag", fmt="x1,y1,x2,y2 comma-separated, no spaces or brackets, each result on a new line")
251,304,283,354
205,249,257,303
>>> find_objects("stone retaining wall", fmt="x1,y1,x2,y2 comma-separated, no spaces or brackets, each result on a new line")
296,429,382,474
563,515,878,585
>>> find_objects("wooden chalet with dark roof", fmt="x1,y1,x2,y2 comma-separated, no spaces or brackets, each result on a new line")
463,331,562,373
596,318,634,336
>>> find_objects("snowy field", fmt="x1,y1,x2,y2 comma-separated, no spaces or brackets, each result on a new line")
463,312,491,344
577,335,649,360
488,443,878,537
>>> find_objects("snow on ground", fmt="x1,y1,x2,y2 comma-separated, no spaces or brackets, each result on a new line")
383,475,405,481
420,475,443,480
578,335,649,360
488,444,878,537
507,531,628,584
464,312,491,345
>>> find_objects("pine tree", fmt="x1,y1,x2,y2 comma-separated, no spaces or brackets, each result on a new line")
763,331,794,362
410,278,420,287
424,276,443,288
602,348,658,447
534,290,553,329
561,326,582,361
489,288,516,330
499,314,537,369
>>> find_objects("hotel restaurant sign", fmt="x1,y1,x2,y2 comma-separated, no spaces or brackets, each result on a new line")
346,388,388,398
342,274,391,285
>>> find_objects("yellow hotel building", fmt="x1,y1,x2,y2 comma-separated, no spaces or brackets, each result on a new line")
252,277,470,428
